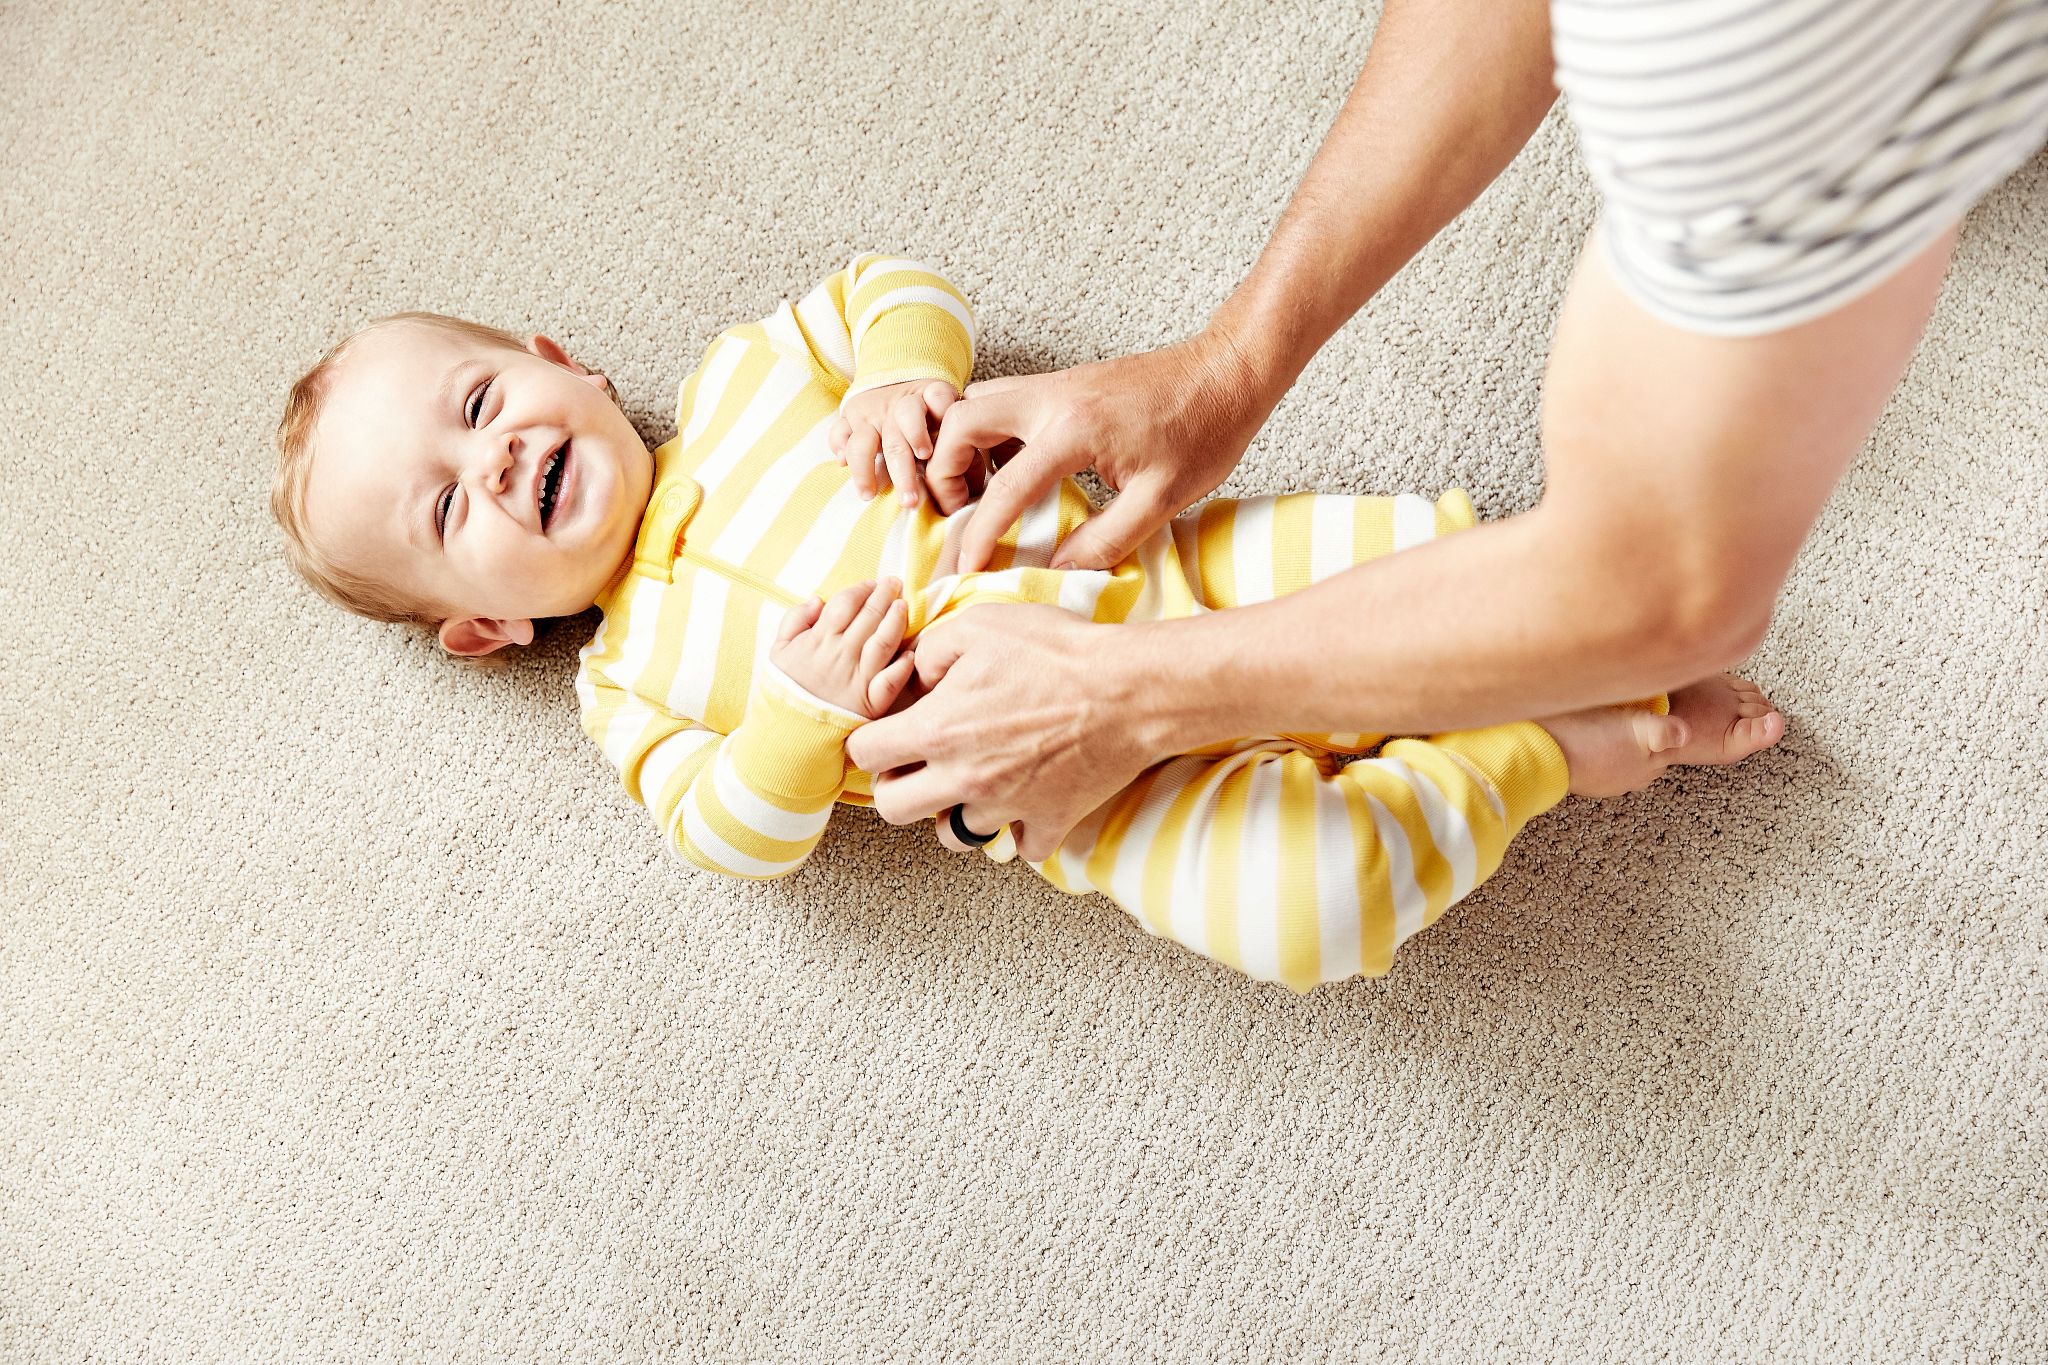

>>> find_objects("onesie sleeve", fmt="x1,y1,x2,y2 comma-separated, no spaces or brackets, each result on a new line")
580,661,865,881
757,253,976,401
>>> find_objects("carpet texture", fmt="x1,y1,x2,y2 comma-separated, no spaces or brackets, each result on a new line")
3,2,2043,1360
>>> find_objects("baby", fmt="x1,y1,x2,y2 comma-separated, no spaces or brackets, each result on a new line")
274,255,1783,992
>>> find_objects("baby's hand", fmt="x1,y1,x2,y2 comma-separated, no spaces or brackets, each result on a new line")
830,380,958,507
769,578,916,720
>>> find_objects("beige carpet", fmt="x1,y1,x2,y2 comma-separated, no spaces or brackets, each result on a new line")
3,2,2043,1359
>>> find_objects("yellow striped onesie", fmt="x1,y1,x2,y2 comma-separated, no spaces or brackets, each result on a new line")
577,255,1576,992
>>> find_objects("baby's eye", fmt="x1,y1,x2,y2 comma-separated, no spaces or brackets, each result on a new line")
466,377,493,427
436,485,454,538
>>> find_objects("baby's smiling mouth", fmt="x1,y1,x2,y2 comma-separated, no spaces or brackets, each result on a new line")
538,440,568,529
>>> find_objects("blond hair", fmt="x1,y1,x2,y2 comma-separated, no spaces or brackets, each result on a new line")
271,312,528,628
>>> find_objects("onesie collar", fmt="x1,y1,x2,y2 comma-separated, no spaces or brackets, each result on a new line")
631,439,703,577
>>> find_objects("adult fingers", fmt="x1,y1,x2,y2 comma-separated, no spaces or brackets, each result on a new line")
928,390,1028,505
1047,477,1178,572
898,610,973,691
774,595,823,645
953,807,1006,841
928,804,1014,856
962,376,1024,400
932,813,973,855
955,450,1069,575
864,763,975,826
842,614,978,774
1013,821,1072,865
844,710,909,778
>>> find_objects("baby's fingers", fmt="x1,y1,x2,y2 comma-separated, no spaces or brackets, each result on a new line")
775,595,824,645
865,652,917,717
897,390,939,465
860,596,909,677
816,580,875,635
842,418,883,498
842,577,902,650
920,381,959,426
881,411,923,509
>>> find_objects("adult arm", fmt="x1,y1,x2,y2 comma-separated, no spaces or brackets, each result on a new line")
926,0,1562,572
854,226,1959,860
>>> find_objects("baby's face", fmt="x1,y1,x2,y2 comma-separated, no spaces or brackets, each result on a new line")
304,322,653,650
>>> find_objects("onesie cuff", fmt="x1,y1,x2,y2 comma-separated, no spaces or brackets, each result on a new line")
1426,721,1570,837
848,300,975,396
727,662,868,803
759,659,869,729
844,365,965,401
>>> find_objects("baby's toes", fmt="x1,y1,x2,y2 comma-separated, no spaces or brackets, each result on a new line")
1727,709,1786,760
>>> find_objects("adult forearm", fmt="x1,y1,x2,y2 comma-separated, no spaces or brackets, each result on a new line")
1207,0,1559,400
1117,506,1709,748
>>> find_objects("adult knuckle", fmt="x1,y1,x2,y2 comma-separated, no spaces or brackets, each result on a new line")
1061,391,1103,430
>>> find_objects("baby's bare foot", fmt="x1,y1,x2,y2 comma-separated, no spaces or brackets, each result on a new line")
1537,672,1786,798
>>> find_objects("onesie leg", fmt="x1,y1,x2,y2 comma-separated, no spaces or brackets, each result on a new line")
1173,488,1476,611
1030,720,1568,992
1171,488,1669,728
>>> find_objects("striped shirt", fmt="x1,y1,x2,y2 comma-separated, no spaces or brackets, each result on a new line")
1553,0,2048,334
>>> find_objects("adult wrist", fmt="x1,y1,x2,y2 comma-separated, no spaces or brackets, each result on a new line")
1107,617,1247,761
1195,310,1294,416
1202,271,1340,412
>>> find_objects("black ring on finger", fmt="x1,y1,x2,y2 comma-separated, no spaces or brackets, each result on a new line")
946,805,1000,848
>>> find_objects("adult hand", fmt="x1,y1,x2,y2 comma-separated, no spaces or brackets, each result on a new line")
926,329,1273,574
846,604,1168,863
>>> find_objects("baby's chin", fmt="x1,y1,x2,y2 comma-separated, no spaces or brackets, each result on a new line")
534,538,638,620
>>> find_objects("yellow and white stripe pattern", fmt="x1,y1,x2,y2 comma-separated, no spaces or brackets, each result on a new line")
576,255,1575,990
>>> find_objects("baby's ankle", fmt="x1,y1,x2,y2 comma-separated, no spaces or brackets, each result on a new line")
1539,706,1689,799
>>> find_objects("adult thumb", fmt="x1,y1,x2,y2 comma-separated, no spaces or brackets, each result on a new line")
1049,485,1174,571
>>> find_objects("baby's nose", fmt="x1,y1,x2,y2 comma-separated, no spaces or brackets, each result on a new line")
485,431,520,487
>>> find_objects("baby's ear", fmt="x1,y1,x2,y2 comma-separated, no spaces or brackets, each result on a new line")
528,333,610,393
439,616,535,657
